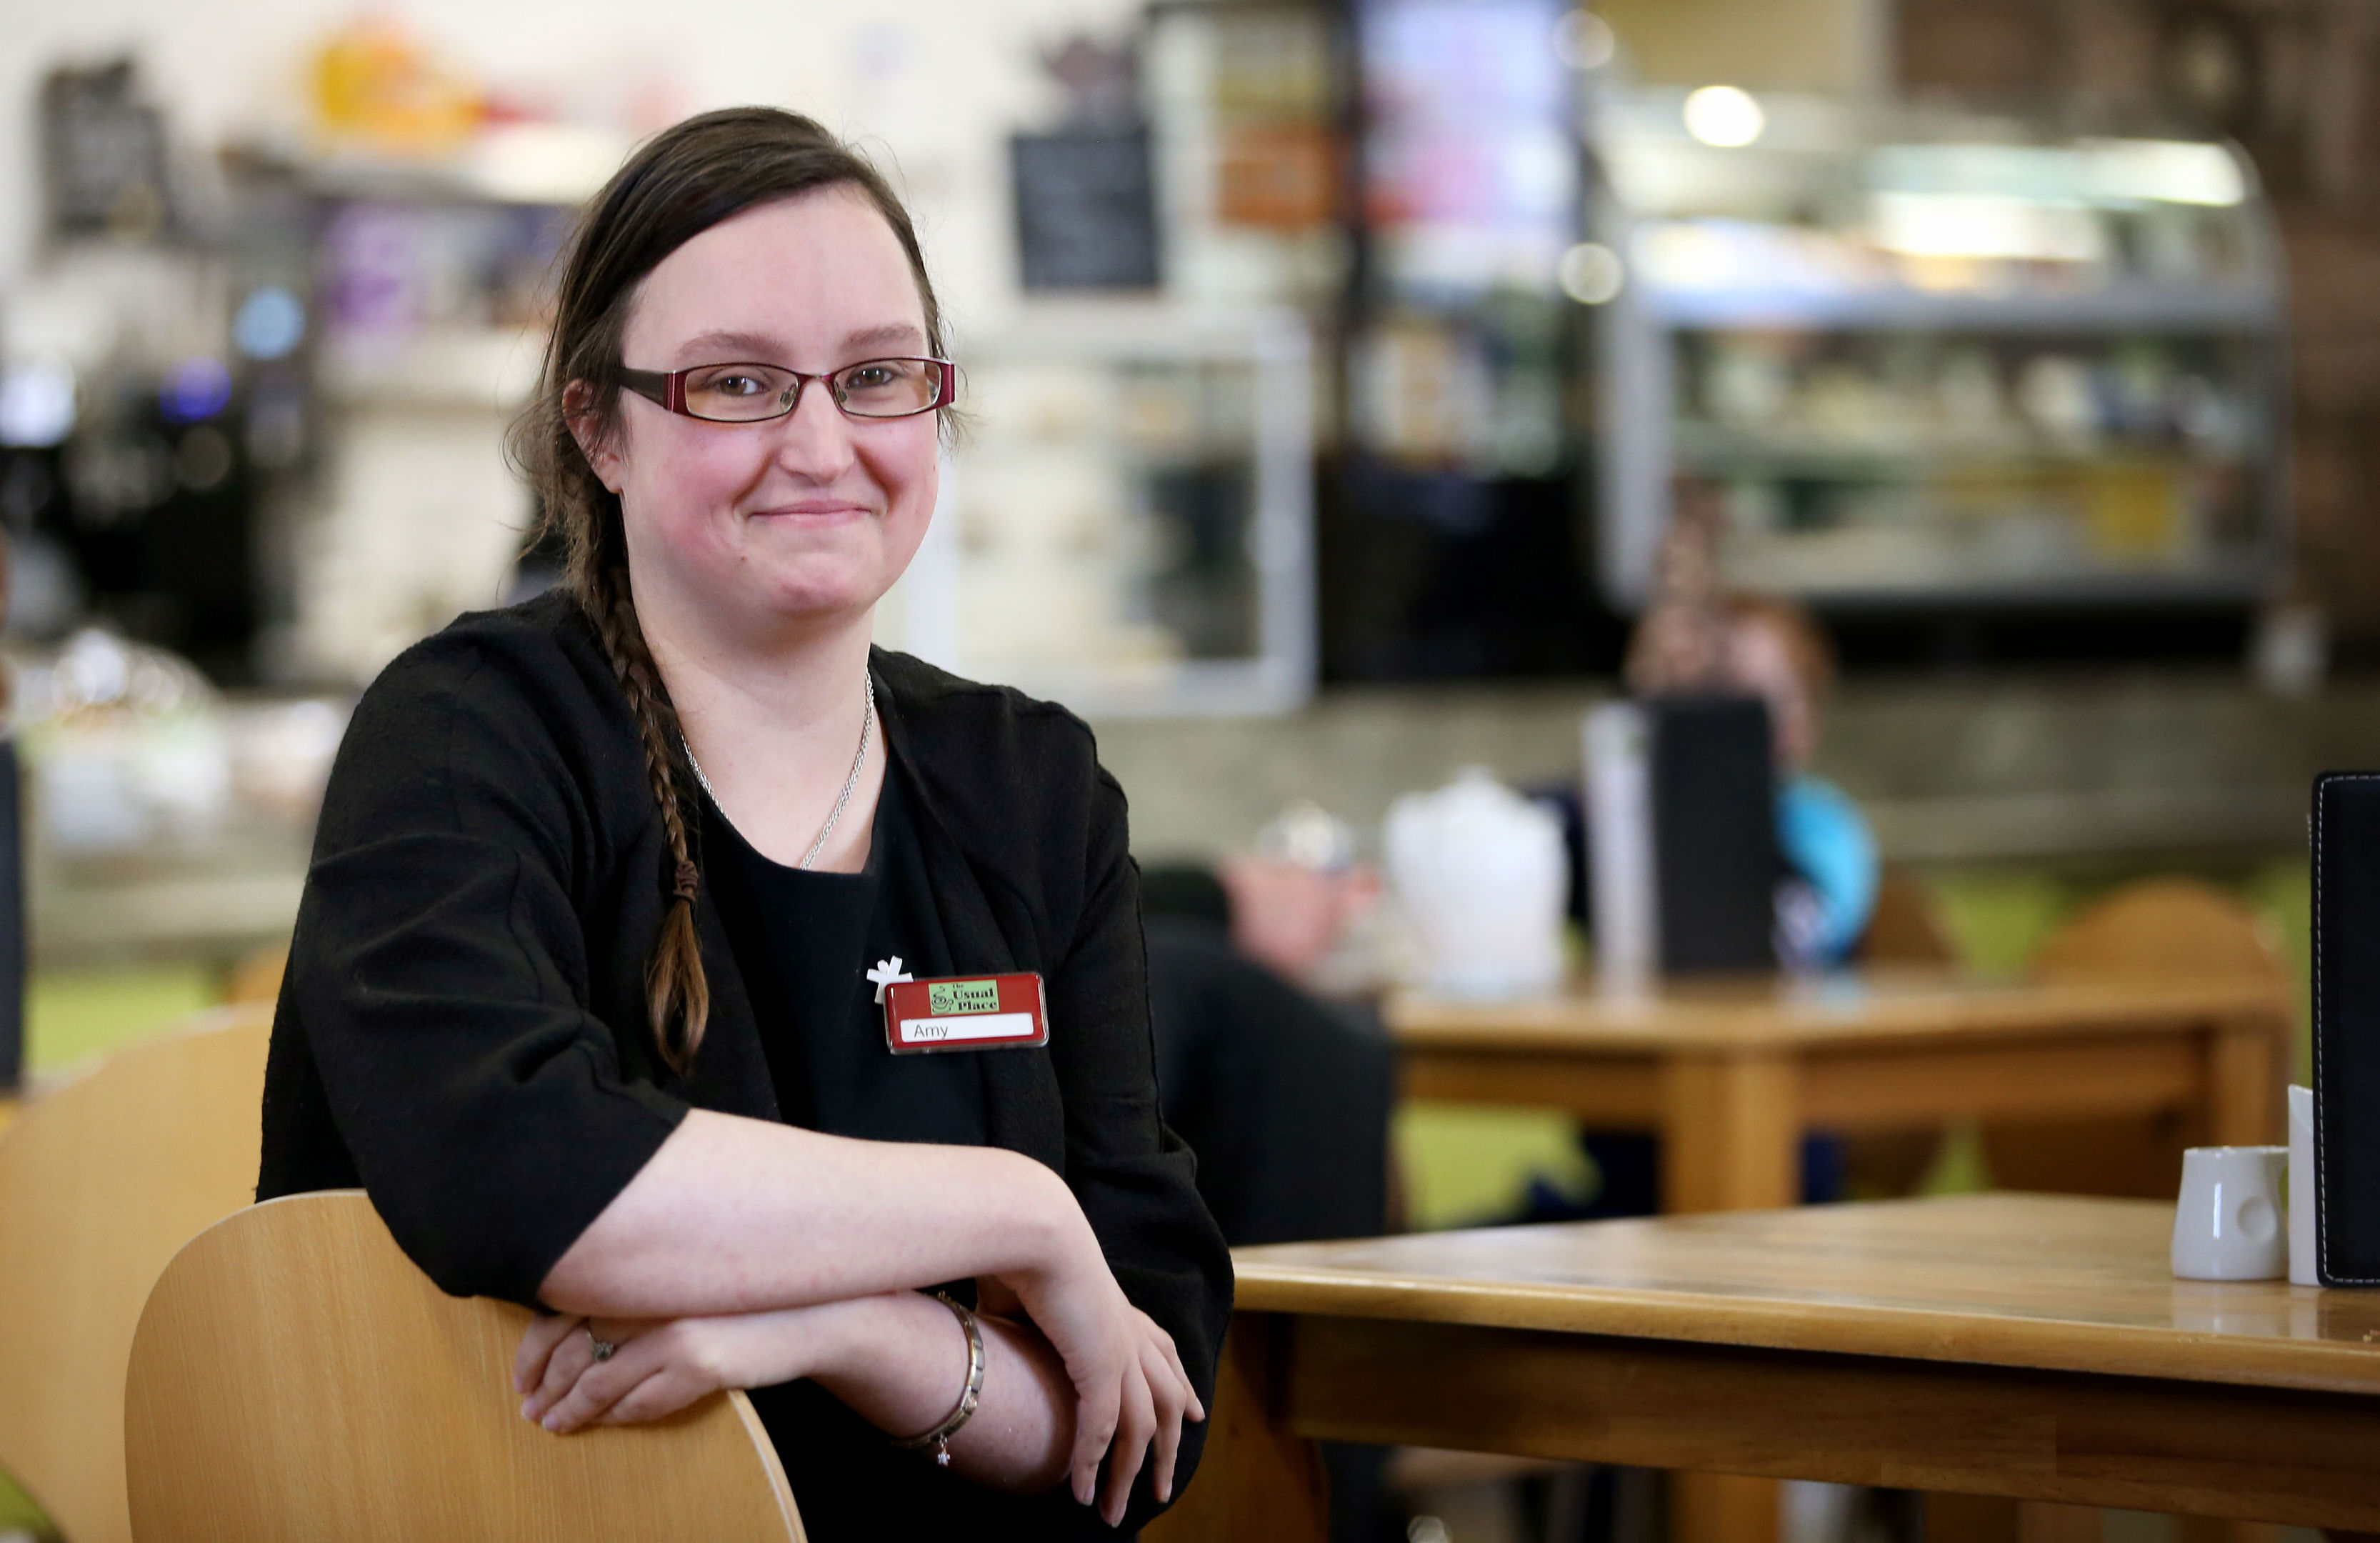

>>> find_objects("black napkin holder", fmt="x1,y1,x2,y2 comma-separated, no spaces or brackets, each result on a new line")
2311,772,2380,1284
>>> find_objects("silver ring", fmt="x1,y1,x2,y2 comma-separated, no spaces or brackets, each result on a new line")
587,1328,616,1362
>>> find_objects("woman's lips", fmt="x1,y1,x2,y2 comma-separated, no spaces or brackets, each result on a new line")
749,501,871,521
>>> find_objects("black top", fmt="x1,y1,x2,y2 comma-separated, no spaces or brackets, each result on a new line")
703,764,986,1146
706,766,1094,1537
254,590,1231,1538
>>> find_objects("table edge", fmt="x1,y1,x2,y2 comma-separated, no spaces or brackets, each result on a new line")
1384,977,2295,1052
1230,1267,2380,1398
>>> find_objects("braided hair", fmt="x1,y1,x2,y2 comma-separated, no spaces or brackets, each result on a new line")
506,107,948,1074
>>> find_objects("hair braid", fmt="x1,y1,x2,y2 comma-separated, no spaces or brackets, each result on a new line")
586,562,710,1074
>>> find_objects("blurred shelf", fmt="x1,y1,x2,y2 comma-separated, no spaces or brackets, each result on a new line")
1647,282,2279,335
34,869,305,967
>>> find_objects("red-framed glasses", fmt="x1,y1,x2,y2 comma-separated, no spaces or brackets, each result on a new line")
618,357,956,422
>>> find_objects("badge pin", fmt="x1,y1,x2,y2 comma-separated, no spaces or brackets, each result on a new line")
866,957,914,1004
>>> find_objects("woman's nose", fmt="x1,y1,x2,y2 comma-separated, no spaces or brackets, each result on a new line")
766,379,858,478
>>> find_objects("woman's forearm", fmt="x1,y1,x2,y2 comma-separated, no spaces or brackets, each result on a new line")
539,1109,1089,1318
805,1293,1075,1493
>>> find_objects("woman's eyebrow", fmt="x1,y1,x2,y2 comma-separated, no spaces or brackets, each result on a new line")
673,329,781,362
670,324,927,363
844,323,926,352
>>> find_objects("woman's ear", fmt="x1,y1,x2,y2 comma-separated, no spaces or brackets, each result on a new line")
563,381,624,494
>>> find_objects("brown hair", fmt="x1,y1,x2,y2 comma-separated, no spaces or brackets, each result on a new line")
508,106,948,1075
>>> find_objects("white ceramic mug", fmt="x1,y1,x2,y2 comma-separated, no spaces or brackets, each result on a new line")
2171,1145,2289,1281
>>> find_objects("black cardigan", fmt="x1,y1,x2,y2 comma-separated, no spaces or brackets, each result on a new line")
257,590,1232,1524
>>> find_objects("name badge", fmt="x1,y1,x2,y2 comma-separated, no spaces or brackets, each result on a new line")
883,973,1050,1054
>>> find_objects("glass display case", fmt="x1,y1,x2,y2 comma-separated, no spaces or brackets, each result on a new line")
1586,89,2287,609
874,304,1315,714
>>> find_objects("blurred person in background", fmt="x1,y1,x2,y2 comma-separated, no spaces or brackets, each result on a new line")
1140,832,1393,1249
1139,812,1397,1543
256,108,1226,1541
1626,516,1878,969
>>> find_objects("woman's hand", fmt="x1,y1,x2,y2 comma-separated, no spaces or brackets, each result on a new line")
993,1253,1204,1524
513,1305,841,1433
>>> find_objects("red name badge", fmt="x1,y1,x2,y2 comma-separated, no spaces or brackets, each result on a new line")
883,973,1050,1054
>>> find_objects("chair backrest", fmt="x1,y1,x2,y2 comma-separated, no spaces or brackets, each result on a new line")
222,940,289,1006
124,1190,805,1543
2033,876,2286,985
0,1005,274,1543
1988,877,2288,1199
1856,866,1960,969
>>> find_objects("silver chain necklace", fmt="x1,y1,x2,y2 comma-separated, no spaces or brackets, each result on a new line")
684,673,876,870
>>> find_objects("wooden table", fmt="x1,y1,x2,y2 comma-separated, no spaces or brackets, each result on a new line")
1154,1195,2380,1543
1386,972,2294,1214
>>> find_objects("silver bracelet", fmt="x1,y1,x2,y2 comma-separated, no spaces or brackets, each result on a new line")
891,1291,985,1467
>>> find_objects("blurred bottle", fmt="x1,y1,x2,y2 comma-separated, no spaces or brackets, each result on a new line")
311,16,483,158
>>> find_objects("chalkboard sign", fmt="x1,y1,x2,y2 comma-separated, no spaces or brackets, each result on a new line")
41,60,171,243
1011,129,1160,291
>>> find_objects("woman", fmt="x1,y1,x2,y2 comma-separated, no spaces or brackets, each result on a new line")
257,107,1229,1539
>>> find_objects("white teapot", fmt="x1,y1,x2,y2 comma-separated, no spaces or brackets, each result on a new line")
1385,768,1568,998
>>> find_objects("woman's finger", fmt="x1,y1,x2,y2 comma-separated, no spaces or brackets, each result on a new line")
525,1323,601,1421
1144,1316,1201,1422
539,1337,654,1434
1144,1339,1187,1503
1070,1372,1121,1509
513,1314,584,1396
598,1366,698,1425
1101,1365,1158,1527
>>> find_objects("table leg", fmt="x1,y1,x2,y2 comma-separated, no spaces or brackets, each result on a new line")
2206,1017,2286,1149
2173,1519,2284,1543
1143,1315,1328,1543
2017,1502,2103,1542
1661,1053,1799,1543
1670,1471,1779,1543
1660,1053,1800,1214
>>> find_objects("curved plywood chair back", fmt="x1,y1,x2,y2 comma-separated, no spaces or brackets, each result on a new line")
1994,878,2287,1199
2033,877,2285,987
1856,867,1960,969
0,1004,274,1543
124,1191,804,1543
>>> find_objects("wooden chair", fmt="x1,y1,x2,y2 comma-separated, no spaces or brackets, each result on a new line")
124,1190,806,1542
0,1004,273,1543
1856,864,1960,969
221,939,289,1007
1987,877,2288,1199
1841,867,1963,1197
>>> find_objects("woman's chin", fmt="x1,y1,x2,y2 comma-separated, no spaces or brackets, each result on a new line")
747,569,889,625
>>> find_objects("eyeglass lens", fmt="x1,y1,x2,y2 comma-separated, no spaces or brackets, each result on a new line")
678,359,944,421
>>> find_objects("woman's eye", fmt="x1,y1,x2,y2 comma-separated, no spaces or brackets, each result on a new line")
710,374,765,396
844,366,899,391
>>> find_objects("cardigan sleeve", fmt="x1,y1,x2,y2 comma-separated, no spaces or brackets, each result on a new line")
284,638,689,1307
1041,761,1236,1530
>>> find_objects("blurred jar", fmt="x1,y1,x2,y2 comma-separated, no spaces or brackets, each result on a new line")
1385,769,1566,998
16,627,229,854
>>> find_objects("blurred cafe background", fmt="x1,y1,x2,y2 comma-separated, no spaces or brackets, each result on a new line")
1,0,2376,1538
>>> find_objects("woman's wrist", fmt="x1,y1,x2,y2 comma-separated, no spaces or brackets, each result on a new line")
996,1157,1104,1290
803,1292,977,1433
779,1294,905,1389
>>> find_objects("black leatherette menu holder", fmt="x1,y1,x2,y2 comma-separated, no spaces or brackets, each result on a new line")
2312,772,2380,1284
1650,696,1777,975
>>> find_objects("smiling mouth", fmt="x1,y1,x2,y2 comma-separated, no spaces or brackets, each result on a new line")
750,502,872,520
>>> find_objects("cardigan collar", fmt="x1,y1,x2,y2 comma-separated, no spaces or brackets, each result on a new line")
667,653,1066,1174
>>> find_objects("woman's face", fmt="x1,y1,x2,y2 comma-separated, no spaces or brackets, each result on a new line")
589,186,939,635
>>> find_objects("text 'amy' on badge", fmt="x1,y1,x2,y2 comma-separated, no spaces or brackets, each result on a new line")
882,973,1050,1054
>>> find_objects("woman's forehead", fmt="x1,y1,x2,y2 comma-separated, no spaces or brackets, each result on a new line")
624,189,926,359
